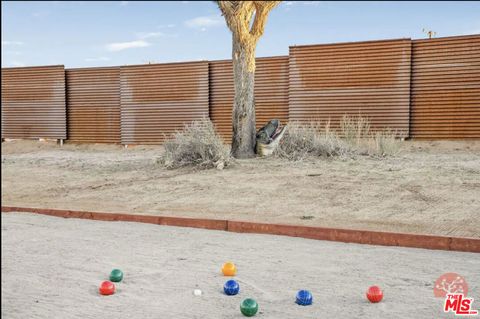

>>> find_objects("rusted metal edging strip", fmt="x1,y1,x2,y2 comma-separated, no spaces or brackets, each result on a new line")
227,221,479,253
2,206,479,253
1,206,227,231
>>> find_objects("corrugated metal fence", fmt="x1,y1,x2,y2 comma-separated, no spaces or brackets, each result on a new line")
66,67,121,143
289,38,411,137
120,61,209,145
410,35,480,138
1,35,479,143
1,65,66,139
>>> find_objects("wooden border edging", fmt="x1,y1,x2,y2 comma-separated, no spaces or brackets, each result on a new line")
2,206,479,253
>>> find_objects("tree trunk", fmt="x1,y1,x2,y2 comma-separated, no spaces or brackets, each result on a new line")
231,35,257,159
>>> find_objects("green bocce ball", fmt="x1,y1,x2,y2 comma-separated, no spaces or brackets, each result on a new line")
240,298,258,317
109,269,123,282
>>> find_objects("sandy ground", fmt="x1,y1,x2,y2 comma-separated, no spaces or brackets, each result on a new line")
2,212,479,319
1,139,480,238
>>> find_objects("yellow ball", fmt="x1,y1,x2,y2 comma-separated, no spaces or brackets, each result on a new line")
222,262,237,276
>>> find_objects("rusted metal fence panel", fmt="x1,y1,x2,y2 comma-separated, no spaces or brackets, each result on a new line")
66,67,121,143
209,56,289,142
208,60,234,142
2,35,479,143
288,39,412,137
1,65,66,139
411,35,480,138
120,61,209,144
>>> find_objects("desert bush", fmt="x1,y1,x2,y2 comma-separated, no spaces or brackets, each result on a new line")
275,116,402,160
274,120,352,160
160,118,231,169
371,128,402,156
340,115,403,157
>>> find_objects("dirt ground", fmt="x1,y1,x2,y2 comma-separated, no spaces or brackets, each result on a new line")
2,212,479,319
1,139,480,238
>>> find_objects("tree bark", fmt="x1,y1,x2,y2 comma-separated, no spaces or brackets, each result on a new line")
216,1,281,159
231,35,257,159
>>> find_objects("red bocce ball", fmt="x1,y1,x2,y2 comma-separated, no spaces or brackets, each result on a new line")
366,285,383,303
99,281,116,296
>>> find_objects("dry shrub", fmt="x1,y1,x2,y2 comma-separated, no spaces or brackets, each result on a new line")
274,120,351,160
342,115,402,157
371,128,402,156
161,118,231,169
276,116,402,160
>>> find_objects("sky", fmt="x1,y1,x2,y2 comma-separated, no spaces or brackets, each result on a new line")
2,1,480,68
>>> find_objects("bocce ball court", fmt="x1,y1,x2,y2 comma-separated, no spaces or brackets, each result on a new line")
2,211,479,319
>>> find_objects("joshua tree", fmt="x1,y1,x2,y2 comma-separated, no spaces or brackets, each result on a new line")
216,1,281,158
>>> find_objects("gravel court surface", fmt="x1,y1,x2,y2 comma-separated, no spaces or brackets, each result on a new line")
2,212,479,318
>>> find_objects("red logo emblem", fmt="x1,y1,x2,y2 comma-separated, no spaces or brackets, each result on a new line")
443,294,478,316
435,273,477,316
434,273,468,298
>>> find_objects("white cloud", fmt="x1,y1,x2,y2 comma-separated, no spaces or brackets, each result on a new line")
137,32,165,39
85,57,110,62
185,15,223,29
105,28,177,53
136,31,178,40
2,41,24,46
120,1,128,5
106,40,150,52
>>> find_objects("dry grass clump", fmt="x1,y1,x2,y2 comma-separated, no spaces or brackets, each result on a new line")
371,128,402,156
275,115,402,160
274,121,351,160
340,114,371,145
160,118,231,169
